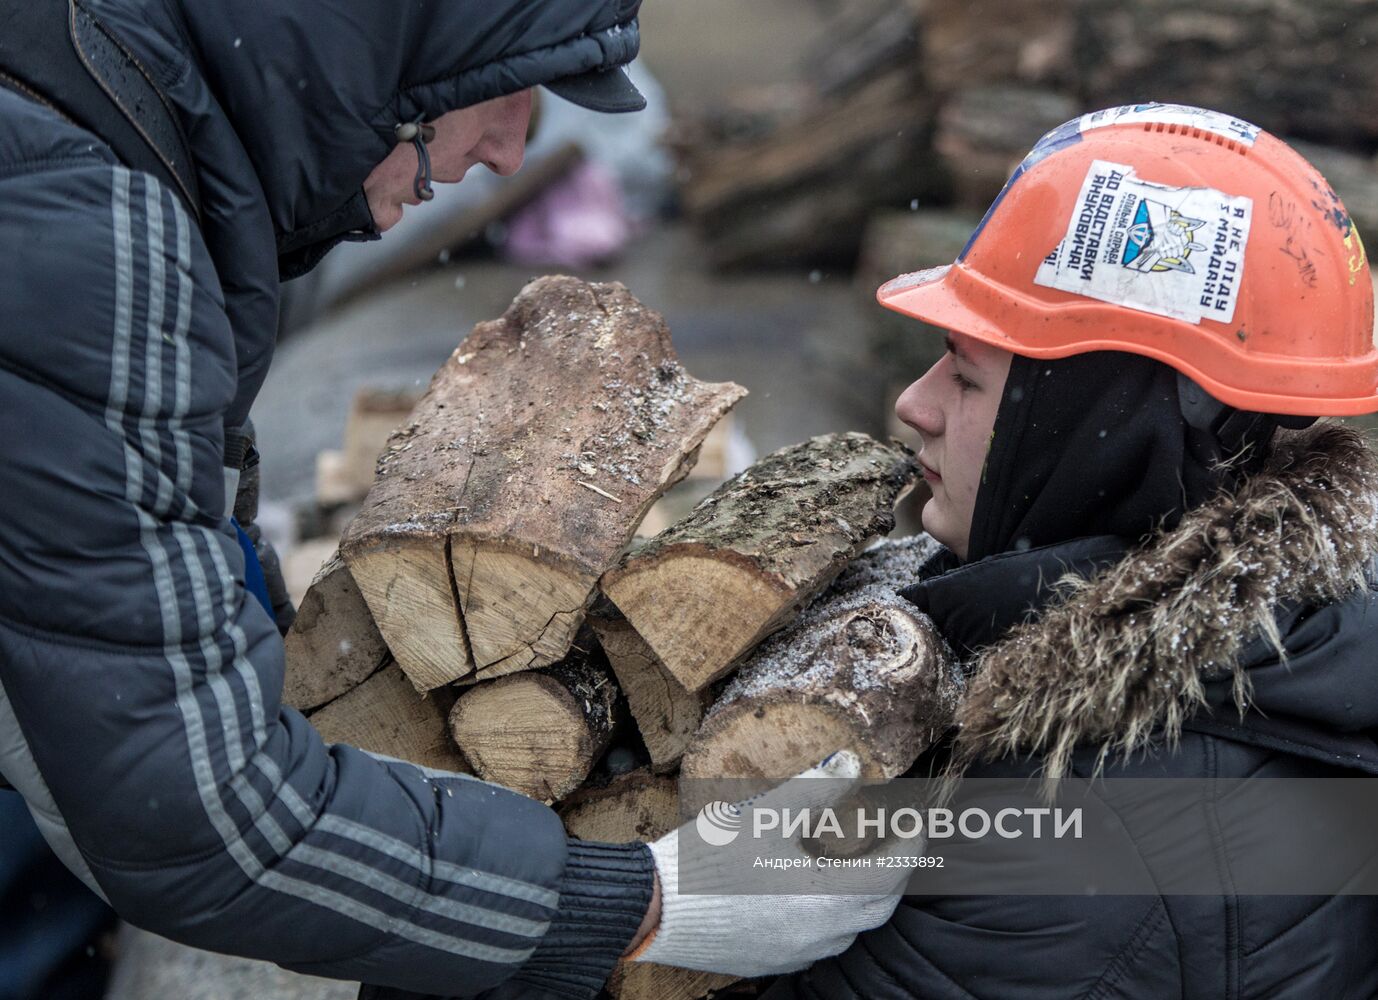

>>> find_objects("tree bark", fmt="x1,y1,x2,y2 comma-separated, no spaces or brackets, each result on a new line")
678,536,960,811
341,277,745,690
283,549,390,713
448,643,621,803
307,663,467,774
602,433,920,693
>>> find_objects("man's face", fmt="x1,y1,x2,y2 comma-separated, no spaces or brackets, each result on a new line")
363,89,534,232
894,331,1013,560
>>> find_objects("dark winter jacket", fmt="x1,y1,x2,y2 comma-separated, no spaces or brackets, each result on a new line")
0,3,654,997
766,424,1378,999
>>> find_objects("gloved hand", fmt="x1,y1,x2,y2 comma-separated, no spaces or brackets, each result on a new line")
629,750,913,978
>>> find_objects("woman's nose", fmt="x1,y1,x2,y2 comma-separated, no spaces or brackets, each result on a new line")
895,364,945,438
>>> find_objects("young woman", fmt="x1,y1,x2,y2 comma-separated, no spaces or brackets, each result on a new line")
765,104,1378,998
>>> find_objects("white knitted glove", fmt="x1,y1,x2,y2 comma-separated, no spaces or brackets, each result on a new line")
632,750,913,977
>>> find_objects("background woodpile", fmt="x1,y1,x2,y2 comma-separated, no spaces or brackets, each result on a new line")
284,275,962,1000
673,0,1378,405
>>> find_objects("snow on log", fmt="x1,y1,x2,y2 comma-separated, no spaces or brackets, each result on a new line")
679,536,962,810
602,433,920,693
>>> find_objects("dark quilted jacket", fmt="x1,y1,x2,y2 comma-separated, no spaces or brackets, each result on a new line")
0,2,653,997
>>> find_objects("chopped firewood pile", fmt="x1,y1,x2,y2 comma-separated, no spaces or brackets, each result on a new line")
673,0,1378,273
282,275,962,1000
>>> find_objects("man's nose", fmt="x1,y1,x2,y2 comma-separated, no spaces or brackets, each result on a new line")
481,132,526,177
479,93,532,177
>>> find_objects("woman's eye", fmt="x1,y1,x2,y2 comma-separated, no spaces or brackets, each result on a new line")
950,370,976,391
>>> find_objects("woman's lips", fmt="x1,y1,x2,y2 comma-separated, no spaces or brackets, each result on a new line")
920,462,941,483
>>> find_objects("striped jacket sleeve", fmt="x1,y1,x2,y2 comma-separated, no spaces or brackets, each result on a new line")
0,150,652,996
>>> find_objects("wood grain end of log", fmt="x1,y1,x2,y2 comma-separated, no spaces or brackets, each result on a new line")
558,769,680,844
607,961,740,1000
341,538,474,691
451,539,595,676
449,650,620,803
602,552,789,693
309,663,468,775
603,433,920,694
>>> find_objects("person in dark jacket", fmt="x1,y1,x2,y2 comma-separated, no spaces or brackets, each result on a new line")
0,3,907,998
765,105,1378,999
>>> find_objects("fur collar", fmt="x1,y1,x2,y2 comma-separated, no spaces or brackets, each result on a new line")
948,423,1378,792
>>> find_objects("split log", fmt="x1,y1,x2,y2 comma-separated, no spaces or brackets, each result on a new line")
308,663,468,774
680,536,959,811
449,644,620,802
558,768,680,843
606,957,739,1000
558,773,740,1000
588,603,711,773
678,67,941,270
934,86,1079,210
1074,0,1378,151
283,550,390,713
602,433,920,693
341,277,746,690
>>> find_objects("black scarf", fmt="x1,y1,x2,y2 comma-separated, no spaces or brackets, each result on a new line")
904,351,1265,657
965,352,1227,564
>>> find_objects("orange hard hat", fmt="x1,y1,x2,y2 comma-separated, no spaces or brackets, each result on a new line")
879,104,1376,417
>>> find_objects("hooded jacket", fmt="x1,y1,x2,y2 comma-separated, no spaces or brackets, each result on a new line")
764,423,1378,999
0,2,654,997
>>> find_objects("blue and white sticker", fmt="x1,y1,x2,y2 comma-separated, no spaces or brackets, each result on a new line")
1078,104,1261,146
1034,160,1254,325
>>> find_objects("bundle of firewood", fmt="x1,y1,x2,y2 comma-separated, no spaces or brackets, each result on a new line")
283,276,962,1000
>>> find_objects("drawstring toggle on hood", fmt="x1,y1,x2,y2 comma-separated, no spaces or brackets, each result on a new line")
394,118,436,202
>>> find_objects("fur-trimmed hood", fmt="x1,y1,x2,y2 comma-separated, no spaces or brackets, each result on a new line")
942,423,1378,791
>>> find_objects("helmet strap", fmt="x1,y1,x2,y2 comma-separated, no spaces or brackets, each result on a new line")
1175,372,1303,479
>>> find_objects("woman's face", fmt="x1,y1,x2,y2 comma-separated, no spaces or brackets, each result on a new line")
894,331,1013,560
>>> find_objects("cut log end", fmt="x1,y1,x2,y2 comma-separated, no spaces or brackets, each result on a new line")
603,433,920,693
308,664,467,775
449,652,619,803
588,608,710,772
343,540,473,690
603,553,788,692
453,541,593,675
679,701,882,812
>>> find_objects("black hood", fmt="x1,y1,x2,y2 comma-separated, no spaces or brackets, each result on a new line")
965,351,1231,563
171,0,641,277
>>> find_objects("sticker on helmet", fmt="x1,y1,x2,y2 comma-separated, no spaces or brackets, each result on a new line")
1078,104,1261,147
1034,160,1254,325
